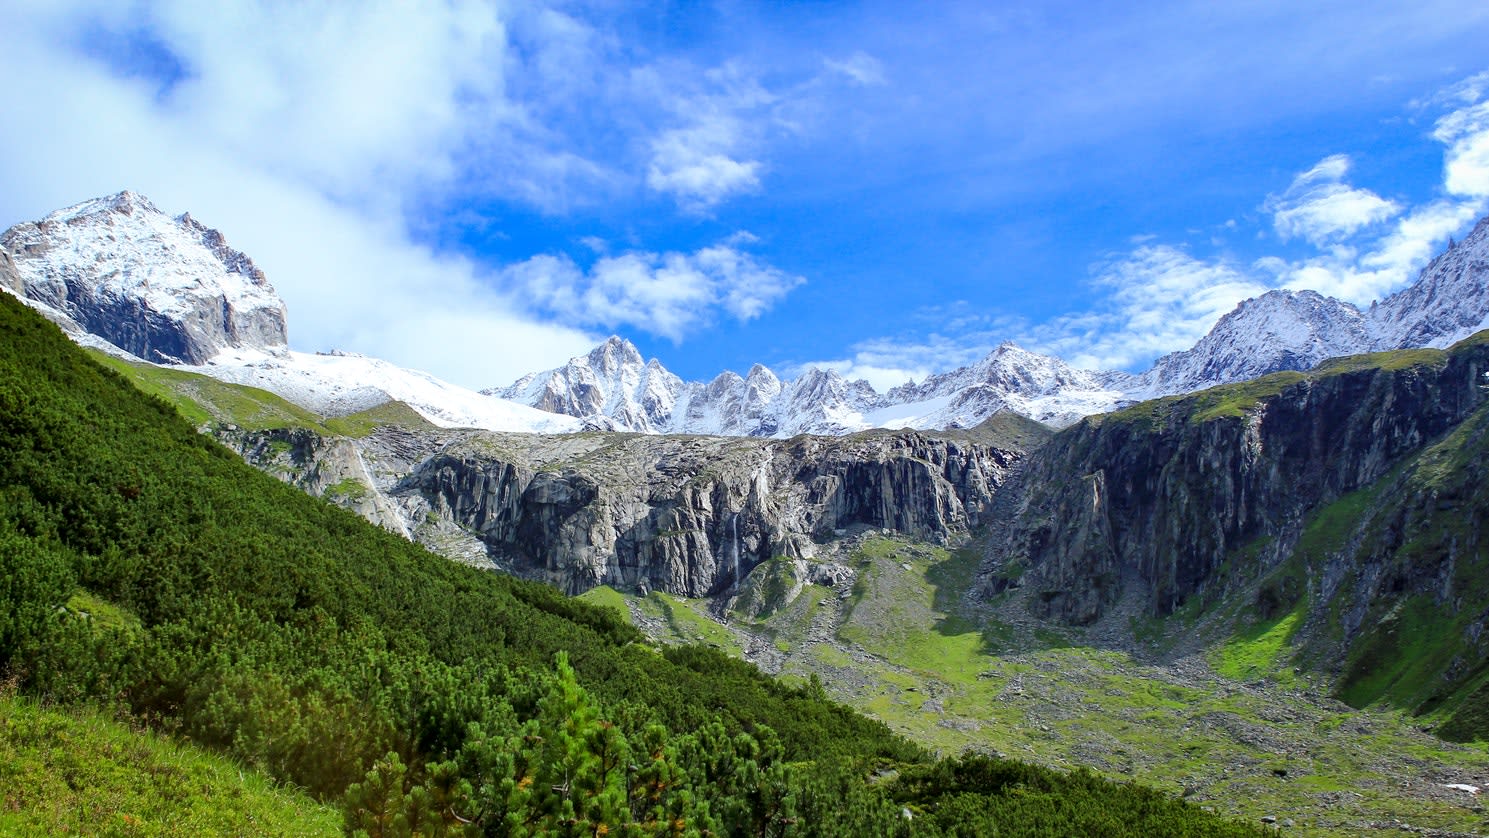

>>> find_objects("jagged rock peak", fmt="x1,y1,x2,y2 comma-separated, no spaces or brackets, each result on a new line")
44,189,161,222
588,334,646,372
2,190,288,364
491,334,686,433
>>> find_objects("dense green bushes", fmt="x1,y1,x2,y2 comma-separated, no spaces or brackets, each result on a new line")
0,293,1261,836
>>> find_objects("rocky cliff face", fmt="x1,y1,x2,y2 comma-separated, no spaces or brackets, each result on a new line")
228,423,1029,597
216,425,415,538
1310,388,1489,734
982,335,1489,626
2,191,288,364
0,249,20,295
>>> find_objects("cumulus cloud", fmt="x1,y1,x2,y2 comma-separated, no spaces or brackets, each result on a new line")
0,2,838,386
647,124,763,211
1265,154,1400,245
45,0,523,207
506,242,804,341
643,65,777,212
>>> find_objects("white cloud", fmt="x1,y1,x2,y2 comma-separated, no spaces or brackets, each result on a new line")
647,125,763,211
1268,199,1482,304
642,62,780,212
1014,76,1489,370
847,333,994,378
1265,154,1400,245
796,245,1283,379
81,0,516,206
788,328,1017,392
778,359,909,392
1258,83,1489,305
1434,73,1489,198
506,242,803,342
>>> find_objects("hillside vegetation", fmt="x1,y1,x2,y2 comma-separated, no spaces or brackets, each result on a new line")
0,293,1263,835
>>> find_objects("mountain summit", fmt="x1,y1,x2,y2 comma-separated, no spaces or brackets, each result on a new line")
2,190,288,364
493,335,686,433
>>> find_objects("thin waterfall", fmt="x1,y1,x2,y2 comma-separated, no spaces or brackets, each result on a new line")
729,512,741,592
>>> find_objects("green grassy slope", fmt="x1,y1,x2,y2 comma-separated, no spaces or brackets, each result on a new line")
1312,396,1489,734
0,693,339,836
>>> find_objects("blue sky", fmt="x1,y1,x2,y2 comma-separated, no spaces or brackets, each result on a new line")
4,2,1489,390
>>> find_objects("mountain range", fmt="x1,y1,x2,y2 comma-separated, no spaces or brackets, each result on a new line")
3,191,1488,438
495,217,1489,434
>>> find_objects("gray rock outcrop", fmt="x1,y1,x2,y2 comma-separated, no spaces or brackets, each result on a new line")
0,249,20,295
229,423,1030,597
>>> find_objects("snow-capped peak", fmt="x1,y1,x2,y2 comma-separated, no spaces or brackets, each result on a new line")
876,340,1127,427
3,190,287,364
3,192,577,435
1135,289,1372,398
589,334,646,373
489,335,685,433
1370,214,1489,350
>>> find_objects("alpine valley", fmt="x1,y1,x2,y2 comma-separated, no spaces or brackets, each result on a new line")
6,191,1489,836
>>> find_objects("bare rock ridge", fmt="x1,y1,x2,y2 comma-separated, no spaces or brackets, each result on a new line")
1,191,288,364
228,423,1037,597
